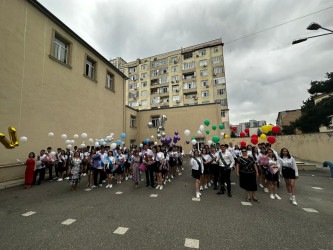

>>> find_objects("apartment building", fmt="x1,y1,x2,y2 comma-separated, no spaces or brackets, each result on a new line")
111,39,230,128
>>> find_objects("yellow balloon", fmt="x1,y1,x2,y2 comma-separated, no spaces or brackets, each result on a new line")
268,125,273,132
224,134,229,139
260,134,267,140
261,125,269,134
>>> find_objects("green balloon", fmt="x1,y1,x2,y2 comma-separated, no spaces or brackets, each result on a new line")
204,120,210,126
212,136,220,143
191,137,196,140
219,124,224,130
212,125,217,130
206,130,210,135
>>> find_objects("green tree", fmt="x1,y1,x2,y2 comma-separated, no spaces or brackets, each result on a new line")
281,124,296,135
294,72,333,133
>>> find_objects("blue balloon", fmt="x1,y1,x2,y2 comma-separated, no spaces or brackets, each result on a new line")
120,133,126,139
105,138,109,143
146,139,150,143
116,140,121,145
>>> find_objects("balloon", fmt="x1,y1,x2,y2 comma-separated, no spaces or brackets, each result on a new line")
191,137,196,140
251,134,258,138
121,141,125,145
147,122,153,128
232,126,237,132
19,136,28,142
207,140,212,146
244,128,250,134
212,125,217,130
212,136,220,143
184,130,190,137
65,140,70,144
220,132,225,137
240,132,245,138
70,140,75,144
116,140,121,145
204,120,210,126
110,133,114,137
104,138,109,143
206,130,210,135
224,134,229,139
251,137,259,145
267,136,276,144
139,143,143,148
268,125,273,132
191,139,197,145
161,132,166,138
260,134,267,140
61,134,67,139
67,144,72,149
261,125,269,134
199,125,205,132
151,135,154,139
81,133,87,139
197,130,202,136
89,138,94,143
186,140,190,144
219,124,224,130
121,133,126,139
48,132,54,137
272,126,280,134
154,142,157,146
157,134,161,140
81,143,86,148
174,131,178,135
146,139,150,143
73,134,79,139
240,141,246,148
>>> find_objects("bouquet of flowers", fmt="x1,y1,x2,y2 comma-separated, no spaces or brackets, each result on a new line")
259,155,269,166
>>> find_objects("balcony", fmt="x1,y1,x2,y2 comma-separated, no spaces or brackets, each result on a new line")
159,91,169,97
183,88,197,94
184,98,198,105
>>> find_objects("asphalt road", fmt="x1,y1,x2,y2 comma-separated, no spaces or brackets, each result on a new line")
0,157,332,250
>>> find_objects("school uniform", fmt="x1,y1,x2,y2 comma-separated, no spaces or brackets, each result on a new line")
279,157,298,179
209,152,219,189
33,154,46,185
143,149,155,188
190,157,204,179
216,151,235,194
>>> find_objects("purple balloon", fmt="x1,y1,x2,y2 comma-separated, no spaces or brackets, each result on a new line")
186,140,190,144
174,131,178,135
172,143,176,146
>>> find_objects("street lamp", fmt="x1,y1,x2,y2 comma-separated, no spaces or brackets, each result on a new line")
292,22,333,45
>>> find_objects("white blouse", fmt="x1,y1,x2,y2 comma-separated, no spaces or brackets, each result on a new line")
190,157,204,173
279,156,298,177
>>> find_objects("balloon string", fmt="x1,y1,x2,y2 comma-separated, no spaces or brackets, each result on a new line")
18,7,28,133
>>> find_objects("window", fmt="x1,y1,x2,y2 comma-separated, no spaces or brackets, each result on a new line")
182,61,195,70
214,47,218,53
128,92,138,98
199,60,207,67
141,90,147,96
129,83,138,90
213,77,226,85
201,80,208,87
151,97,160,104
151,58,168,68
172,66,178,72
221,111,226,117
128,101,139,107
160,86,169,93
183,82,196,89
161,68,168,75
53,35,69,64
171,56,178,63
141,99,148,106
199,49,206,56
141,81,147,87
183,71,196,79
141,64,147,70
173,95,180,102
130,116,136,127
202,90,209,97
213,67,223,74
129,66,137,73
200,70,208,76
106,72,114,91
184,94,197,100
216,98,227,106
85,57,96,79
141,73,147,79
172,85,179,92
129,74,139,81
161,97,169,103
172,75,179,82
183,52,193,60
151,69,159,77
217,89,226,95
159,76,168,84
212,56,221,64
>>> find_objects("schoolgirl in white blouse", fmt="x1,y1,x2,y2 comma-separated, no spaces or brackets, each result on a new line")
266,149,281,200
190,150,204,199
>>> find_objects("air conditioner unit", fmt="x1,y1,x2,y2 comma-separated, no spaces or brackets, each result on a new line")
204,64,207,67
196,54,199,57
176,100,180,103
171,81,174,83
206,85,209,88
176,80,179,83
213,73,217,76
140,78,143,80
176,89,179,92
154,58,157,61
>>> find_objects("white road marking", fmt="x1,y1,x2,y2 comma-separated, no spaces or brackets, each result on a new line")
61,219,76,225
231,182,236,185
115,192,123,195
303,208,319,213
184,238,200,249
311,175,315,176
241,202,252,206
192,198,200,201
113,227,129,235
84,188,92,191
150,194,158,198
22,211,36,217
312,187,323,190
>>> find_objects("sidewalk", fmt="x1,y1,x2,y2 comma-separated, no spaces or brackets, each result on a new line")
0,178,24,190
295,158,329,171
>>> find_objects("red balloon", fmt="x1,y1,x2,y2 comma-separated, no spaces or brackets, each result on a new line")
232,126,237,132
244,128,250,134
251,134,258,138
267,136,276,144
240,141,246,148
240,132,245,138
272,126,280,134
251,137,258,145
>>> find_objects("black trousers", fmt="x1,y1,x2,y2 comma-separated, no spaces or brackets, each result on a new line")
210,163,219,187
33,168,45,185
93,168,103,186
46,163,53,180
145,164,155,187
220,167,231,192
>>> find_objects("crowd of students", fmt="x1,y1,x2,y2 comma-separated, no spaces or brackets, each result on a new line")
189,142,299,205
22,141,299,205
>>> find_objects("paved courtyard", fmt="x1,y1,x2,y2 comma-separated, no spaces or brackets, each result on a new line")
0,158,332,250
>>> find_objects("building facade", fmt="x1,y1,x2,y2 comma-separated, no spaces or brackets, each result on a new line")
231,120,266,136
276,109,302,128
111,39,230,129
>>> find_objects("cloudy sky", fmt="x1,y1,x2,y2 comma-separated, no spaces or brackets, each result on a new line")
41,0,333,125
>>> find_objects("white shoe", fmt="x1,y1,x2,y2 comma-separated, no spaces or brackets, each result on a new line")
196,192,200,199
163,181,166,185
200,186,203,191
125,177,129,181
102,180,106,183
65,177,69,180
106,185,109,188
171,175,174,179
182,168,184,171
204,184,208,190
168,178,171,182
274,194,281,200
199,192,202,196
178,172,182,176
156,185,160,189
210,180,213,184
176,169,179,172
129,175,132,179
160,186,163,190
83,173,87,176
264,188,269,193
99,184,102,187
270,194,275,199
109,184,112,188
91,185,97,188
259,184,263,188
208,182,211,187
289,195,293,201
292,198,297,206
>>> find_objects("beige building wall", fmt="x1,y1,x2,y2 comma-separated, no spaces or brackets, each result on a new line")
0,0,126,166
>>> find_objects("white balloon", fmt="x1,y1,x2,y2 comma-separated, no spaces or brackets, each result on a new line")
191,139,197,145
197,130,202,136
95,142,99,147
207,140,213,146
111,143,117,150
70,140,75,144
50,151,56,157
184,130,190,137
19,136,28,142
151,135,154,139
81,143,86,148
147,122,153,128
110,133,114,137
73,134,79,139
61,134,67,139
81,133,87,139
199,125,205,132
103,142,107,146
48,132,54,137
161,132,166,138
89,138,94,143
154,142,157,145
66,144,72,149
220,132,225,136
65,140,70,144
100,139,104,142
139,143,143,148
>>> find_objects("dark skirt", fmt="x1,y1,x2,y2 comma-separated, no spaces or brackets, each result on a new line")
265,171,279,181
105,167,113,175
239,172,257,191
282,167,295,179
203,164,210,174
114,165,124,174
192,169,201,180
